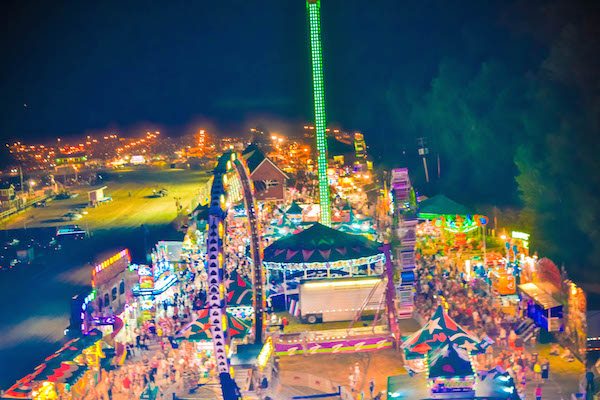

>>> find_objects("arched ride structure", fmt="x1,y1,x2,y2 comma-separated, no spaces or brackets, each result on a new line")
206,151,266,400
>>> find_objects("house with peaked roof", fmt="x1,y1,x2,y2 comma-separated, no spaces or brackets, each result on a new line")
242,144,289,201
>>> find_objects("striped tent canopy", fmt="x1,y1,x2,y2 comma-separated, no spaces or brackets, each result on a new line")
402,306,489,360
286,201,303,216
427,343,474,379
2,330,101,398
225,270,253,307
175,308,251,342
418,194,473,217
34,362,88,384
263,223,382,264
2,377,36,399
40,329,103,370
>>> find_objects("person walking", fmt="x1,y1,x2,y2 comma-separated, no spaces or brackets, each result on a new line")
533,361,542,382
585,369,595,400
349,373,356,393
535,384,542,400
369,379,375,399
541,359,549,381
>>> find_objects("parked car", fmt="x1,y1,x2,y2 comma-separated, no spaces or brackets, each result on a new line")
63,212,83,221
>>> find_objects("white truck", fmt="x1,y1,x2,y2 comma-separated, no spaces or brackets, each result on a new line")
299,275,386,323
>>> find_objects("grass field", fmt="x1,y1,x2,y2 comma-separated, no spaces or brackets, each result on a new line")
3,167,211,231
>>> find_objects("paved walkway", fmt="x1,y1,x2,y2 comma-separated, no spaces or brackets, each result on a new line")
276,344,587,400
518,343,585,400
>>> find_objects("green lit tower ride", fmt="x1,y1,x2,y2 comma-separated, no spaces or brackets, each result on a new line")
307,0,331,227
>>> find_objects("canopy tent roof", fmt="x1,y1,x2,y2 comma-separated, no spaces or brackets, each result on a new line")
225,270,253,307
40,329,103,371
34,362,88,384
175,308,251,342
518,282,561,309
418,194,473,217
427,343,474,379
286,201,303,215
2,378,35,399
263,223,383,265
401,306,488,359
2,330,102,398
276,213,297,228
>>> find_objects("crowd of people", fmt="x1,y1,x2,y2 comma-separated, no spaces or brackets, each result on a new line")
414,255,522,346
83,335,215,399
82,214,257,399
413,254,586,398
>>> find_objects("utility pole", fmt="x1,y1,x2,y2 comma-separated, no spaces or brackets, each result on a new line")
417,137,429,183
19,165,24,195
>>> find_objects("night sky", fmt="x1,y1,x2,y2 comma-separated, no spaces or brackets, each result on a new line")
2,1,599,272
0,0,544,142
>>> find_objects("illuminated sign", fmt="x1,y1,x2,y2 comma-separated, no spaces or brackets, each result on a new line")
512,231,530,241
80,289,97,332
92,249,131,287
92,316,116,326
431,377,476,393
130,155,146,164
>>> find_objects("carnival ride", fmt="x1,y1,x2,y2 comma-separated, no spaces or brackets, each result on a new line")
306,0,332,227
390,168,418,318
205,151,265,400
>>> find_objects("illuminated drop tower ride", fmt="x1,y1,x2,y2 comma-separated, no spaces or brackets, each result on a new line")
307,0,332,227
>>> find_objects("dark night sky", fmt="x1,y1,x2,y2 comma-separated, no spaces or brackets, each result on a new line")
0,0,544,143
2,0,600,306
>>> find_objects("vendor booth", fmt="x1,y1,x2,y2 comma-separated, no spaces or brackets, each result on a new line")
518,282,563,332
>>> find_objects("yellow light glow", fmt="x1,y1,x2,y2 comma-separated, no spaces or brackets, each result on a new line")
257,337,274,370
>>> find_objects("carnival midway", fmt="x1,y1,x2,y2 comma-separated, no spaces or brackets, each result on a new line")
1,1,597,400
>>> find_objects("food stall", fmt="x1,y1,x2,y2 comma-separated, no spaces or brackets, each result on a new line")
518,282,563,332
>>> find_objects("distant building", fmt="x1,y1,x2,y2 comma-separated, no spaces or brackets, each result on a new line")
88,186,108,206
0,184,15,202
354,133,367,160
328,134,373,174
55,152,87,166
328,136,355,167
243,144,288,201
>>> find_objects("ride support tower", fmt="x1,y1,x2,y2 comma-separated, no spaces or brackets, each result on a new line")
307,0,332,227
390,168,417,318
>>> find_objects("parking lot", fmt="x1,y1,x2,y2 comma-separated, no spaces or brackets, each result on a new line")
2,167,210,231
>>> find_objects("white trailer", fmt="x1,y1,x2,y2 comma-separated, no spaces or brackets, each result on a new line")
299,276,385,324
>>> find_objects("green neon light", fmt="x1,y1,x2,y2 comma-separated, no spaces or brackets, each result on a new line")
307,0,331,227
